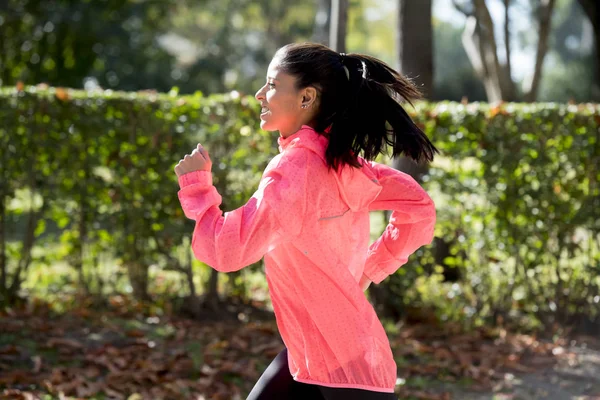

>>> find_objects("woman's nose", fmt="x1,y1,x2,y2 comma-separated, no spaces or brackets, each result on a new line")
255,86,265,101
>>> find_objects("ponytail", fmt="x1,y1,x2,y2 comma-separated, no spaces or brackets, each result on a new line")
276,43,438,171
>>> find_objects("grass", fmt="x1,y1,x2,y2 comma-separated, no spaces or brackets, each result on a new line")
6,201,389,314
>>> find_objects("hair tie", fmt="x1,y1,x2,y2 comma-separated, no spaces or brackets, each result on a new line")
339,53,367,81
339,53,350,80
359,60,367,79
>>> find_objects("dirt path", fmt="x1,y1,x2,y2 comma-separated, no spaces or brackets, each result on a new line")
442,345,600,400
2,303,600,400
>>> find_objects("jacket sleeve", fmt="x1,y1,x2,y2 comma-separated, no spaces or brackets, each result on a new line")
176,151,307,272
363,161,436,284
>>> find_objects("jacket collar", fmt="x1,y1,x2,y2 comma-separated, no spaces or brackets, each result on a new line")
277,125,329,155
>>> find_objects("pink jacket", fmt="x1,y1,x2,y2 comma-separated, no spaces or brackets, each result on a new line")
177,125,436,393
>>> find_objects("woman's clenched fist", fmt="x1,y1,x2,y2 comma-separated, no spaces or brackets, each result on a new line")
174,144,212,177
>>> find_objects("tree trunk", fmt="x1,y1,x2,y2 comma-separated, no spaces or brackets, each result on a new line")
455,0,556,102
503,0,514,97
183,247,203,316
0,194,6,301
313,0,332,46
205,268,220,310
394,0,434,184
524,0,556,102
75,196,89,294
397,0,434,97
460,1,509,102
329,0,348,52
126,260,150,302
0,135,6,299
8,208,40,301
373,0,440,318
577,0,600,100
185,246,196,298
8,165,43,302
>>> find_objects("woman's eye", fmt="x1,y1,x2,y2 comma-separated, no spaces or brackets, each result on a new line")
268,83,275,89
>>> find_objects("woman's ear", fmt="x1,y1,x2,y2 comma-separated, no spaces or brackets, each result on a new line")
301,86,318,108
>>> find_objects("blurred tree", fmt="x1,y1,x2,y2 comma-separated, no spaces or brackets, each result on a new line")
165,0,316,305
538,0,596,102
392,0,433,185
169,0,316,95
523,0,556,101
577,0,600,99
0,0,179,91
346,0,395,63
375,0,455,320
554,0,591,62
453,0,556,102
397,0,434,98
433,20,487,101
313,0,332,45
330,0,349,52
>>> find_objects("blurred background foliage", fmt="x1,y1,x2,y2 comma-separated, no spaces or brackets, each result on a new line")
0,0,599,335
1,0,597,101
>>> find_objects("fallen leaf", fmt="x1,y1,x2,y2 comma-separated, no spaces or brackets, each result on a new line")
433,347,453,360
54,87,70,102
126,329,146,338
503,359,535,373
31,355,42,373
231,335,249,350
47,337,83,349
103,386,126,400
0,344,20,355
0,371,30,385
83,366,102,378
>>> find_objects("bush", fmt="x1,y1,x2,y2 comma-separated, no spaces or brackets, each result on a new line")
1,86,598,330
0,85,276,304
406,101,600,329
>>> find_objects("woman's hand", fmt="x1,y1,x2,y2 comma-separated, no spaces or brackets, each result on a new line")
359,273,372,292
174,144,212,177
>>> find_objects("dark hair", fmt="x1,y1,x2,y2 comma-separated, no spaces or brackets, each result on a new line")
274,42,438,170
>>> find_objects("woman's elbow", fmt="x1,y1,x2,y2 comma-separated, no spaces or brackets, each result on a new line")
416,194,436,224
191,247,246,273
416,197,436,243
427,197,436,224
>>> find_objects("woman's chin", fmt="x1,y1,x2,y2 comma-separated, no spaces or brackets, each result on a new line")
259,120,277,131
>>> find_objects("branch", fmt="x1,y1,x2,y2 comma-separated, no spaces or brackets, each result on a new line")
524,0,556,102
462,16,485,78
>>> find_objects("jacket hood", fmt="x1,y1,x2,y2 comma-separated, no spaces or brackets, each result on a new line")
277,125,382,212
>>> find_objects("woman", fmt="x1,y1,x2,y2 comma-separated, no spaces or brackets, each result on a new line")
175,43,438,400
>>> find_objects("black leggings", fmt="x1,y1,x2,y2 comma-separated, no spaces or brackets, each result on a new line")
246,348,399,400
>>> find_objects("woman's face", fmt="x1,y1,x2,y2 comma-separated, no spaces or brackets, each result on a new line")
255,57,309,138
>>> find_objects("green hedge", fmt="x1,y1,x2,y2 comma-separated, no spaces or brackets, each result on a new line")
1,85,599,328
408,101,600,328
0,85,276,303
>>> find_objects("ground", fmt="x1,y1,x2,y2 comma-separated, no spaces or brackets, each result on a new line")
440,344,600,400
0,297,599,400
